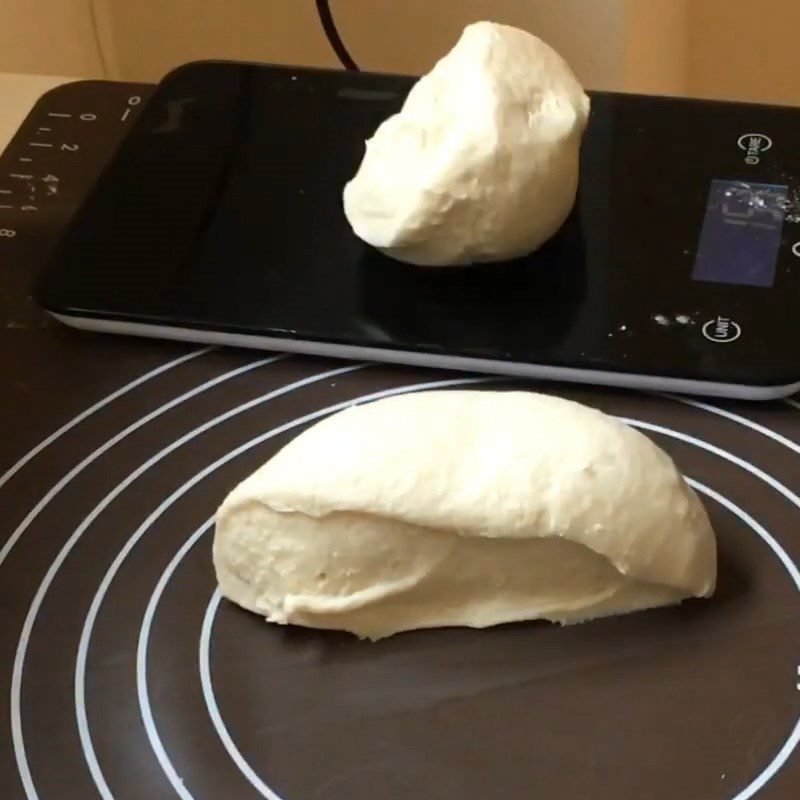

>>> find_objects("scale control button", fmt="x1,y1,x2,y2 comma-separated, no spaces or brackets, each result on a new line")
702,316,742,344
792,242,800,258
738,133,773,165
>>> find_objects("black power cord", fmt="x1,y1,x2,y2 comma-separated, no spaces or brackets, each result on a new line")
315,0,360,71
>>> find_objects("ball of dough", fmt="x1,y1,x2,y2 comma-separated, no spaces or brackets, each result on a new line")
214,391,716,640
343,21,591,266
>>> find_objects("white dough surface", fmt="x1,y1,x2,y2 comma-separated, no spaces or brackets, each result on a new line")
214,391,717,639
343,21,591,266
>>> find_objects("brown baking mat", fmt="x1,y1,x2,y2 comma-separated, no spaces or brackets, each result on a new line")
1,311,800,800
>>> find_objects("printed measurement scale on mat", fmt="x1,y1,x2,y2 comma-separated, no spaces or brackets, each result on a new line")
0,80,153,261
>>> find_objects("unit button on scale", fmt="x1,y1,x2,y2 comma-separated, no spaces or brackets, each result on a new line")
0,80,153,324
702,316,742,344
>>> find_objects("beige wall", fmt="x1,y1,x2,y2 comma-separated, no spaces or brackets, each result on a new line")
0,0,105,76
93,0,692,94
331,0,626,89
0,0,678,93
687,0,800,105
624,0,687,96
95,0,630,89
1,1,799,107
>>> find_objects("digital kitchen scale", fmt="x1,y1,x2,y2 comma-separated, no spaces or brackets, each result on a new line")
8,62,800,399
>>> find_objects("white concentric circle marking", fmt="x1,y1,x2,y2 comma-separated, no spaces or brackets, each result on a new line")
140,518,286,800
200,590,278,798
81,374,494,800
665,394,800,455
0,347,211,568
129,377,498,800
619,417,800,511
139,517,215,800
70,363,368,800
195,476,800,800
1,353,277,576
10,353,288,800
12,369,800,800
122,392,800,800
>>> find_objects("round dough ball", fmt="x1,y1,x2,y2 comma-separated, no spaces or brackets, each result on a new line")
342,21,591,266
214,391,717,640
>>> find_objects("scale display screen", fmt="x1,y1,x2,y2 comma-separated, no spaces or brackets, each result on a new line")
692,179,788,288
